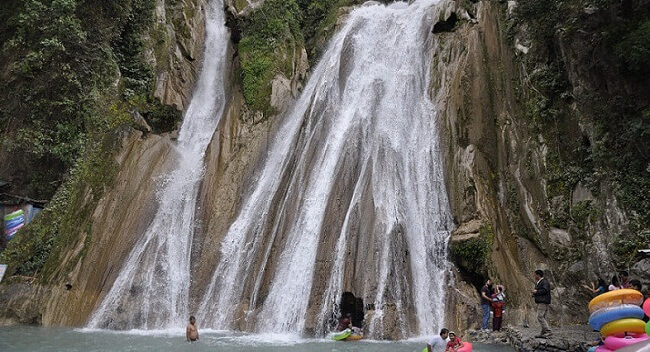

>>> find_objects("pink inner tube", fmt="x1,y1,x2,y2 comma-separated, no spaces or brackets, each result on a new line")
605,334,650,350
595,346,613,352
457,342,473,352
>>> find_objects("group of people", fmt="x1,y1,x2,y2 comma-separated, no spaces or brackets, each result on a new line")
427,328,467,352
479,279,507,332
480,269,553,338
582,270,644,295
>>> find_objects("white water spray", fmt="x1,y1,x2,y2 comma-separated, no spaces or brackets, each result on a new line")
88,0,229,329
198,0,452,338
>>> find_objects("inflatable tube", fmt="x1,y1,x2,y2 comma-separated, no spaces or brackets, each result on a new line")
643,298,650,317
424,342,472,352
4,210,24,221
589,304,646,330
601,318,647,337
330,329,352,341
5,216,24,229
647,320,650,336
595,346,613,352
5,213,24,222
345,334,363,341
5,223,24,234
604,333,649,350
589,289,645,313
616,339,650,352
7,221,24,230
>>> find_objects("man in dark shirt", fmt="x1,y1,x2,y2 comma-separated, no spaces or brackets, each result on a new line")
532,269,552,338
480,278,493,331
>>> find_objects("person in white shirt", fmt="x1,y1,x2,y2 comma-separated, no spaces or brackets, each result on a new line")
427,328,450,352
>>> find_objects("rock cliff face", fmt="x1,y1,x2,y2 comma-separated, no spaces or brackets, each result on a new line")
434,0,649,331
0,0,647,339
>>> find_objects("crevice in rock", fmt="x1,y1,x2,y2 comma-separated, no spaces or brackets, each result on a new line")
432,13,458,34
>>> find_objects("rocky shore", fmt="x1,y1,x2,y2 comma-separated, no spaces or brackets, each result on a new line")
467,325,600,352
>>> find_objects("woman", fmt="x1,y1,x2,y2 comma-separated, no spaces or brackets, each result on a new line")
608,275,622,291
583,277,608,296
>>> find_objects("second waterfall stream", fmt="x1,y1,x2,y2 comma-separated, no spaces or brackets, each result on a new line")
197,0,453,339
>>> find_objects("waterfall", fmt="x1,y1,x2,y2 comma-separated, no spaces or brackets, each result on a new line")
198,0,452,338
87,0,229,330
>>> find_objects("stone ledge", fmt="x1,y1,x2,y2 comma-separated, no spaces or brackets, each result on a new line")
467,325,599,352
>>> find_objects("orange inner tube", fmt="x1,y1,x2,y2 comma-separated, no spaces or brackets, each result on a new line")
589,289,644,313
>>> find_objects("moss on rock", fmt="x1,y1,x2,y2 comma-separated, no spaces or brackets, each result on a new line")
237,0,303,117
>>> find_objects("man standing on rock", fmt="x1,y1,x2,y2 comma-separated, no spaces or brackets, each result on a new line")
532,269,552,338
480,278,493,331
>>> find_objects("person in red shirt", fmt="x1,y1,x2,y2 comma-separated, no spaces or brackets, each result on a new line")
445,331,466,352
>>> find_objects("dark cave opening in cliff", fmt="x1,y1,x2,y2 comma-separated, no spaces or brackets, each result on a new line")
340,292,364,328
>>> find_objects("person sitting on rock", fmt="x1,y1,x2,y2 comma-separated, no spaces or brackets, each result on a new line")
337,313,352,332
583,277,608,296
445,331,466,352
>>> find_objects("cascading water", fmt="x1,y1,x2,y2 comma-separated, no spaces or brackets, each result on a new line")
198,0,452,338
87,0,229,330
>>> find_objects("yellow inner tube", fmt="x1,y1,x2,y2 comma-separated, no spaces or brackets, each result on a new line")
600,318,646,337
588,289,644,313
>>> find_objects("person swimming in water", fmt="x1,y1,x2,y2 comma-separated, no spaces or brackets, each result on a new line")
186,316,199,342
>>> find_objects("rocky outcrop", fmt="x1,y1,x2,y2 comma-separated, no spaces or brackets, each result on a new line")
467,327,599,352
151,0,207,111
433,0,647,333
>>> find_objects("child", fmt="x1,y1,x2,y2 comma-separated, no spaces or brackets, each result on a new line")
186,316,199,342
445,331,466,352
491,285,506,331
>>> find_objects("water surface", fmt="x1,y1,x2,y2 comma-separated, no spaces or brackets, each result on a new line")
0,326,515,352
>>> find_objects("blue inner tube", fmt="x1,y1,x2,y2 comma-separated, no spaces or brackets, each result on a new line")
589,304,645,330
5,216,24,228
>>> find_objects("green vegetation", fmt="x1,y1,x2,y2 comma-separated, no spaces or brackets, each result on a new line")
0,131,120,279
0,0,180,200
238,0,390,116
450,224,494,283
0,0,183,276
238,0,303,116
513,0,650,261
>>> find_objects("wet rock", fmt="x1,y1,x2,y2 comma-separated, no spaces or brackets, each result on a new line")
505,325,597,352
631,258,650,282
0,281,42,325
131,110,152,134
433,13,458,34
548,228,571,247
451,219,483,240
572,183,595,205
567,261,584,275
